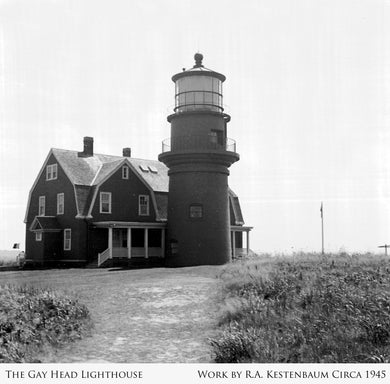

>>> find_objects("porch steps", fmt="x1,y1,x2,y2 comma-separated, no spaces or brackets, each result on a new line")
84,259,99,269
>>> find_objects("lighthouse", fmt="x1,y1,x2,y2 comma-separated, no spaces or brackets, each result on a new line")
159,53,239,266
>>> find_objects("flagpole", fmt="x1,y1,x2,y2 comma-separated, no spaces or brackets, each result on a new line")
321,202,324,255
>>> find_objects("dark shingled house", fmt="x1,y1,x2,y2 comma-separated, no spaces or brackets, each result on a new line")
24,138,251,267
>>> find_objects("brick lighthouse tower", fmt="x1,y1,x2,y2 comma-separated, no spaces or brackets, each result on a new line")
159,53,239,266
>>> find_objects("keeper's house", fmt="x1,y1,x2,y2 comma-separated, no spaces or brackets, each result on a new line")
24,54,252,268
24,138,250,268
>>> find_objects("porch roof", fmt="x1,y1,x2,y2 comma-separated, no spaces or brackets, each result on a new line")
92,221,167,229
231,225,253,232
29,216,62,232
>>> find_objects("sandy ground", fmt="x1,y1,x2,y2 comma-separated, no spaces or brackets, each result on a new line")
0,266,223,363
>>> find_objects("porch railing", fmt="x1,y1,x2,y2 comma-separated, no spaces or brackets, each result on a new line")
98,248,111,267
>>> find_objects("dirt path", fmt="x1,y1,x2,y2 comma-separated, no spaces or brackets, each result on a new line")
0,266,223,363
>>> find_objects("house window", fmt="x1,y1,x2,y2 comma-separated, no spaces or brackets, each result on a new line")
38,196,45,216
57,193,64,215
35,232,42,241
189,204,203,219
64,229,71,251
100,192,112,213
122,166,129,179
46,164,58,180
139,195,149,216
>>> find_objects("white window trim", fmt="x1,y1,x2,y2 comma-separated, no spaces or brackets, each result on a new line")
38,196,45,216
100,192,112,214
138,195,150,216
46,164,58,181
64,229,71,251
122,166,129,179
57,193,64,215
35,232,42,241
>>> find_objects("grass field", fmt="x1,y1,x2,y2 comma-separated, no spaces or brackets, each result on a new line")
0,266,220,363
0,284,91,363
210,252,390,363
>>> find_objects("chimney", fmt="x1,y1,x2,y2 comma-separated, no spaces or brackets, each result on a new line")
78,137,94,157
123,147,131,157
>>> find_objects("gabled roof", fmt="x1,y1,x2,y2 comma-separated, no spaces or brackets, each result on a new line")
50,149,168,220
127,158,168,193
52,149,123,185
30,216,61,232
26,146,244,225
51,148,168,192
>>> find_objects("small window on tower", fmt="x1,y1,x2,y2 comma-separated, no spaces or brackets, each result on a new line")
189,204,203,219
210,130,223,147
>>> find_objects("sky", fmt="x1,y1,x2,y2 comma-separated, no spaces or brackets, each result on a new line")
0,0,389,254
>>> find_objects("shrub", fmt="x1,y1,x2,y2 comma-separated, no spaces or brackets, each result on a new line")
0,284,91,363
211,253,390,363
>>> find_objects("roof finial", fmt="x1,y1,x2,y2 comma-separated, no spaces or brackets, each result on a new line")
194,52,204,68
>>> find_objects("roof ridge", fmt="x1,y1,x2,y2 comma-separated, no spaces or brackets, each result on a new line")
52,147,163,163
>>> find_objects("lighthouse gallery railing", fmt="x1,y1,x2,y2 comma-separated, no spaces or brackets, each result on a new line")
161,135,236,153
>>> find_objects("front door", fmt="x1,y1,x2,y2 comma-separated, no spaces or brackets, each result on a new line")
113,228,127,248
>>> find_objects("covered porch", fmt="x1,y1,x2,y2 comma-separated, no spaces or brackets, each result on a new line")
93,222,166,267
231,225,253,258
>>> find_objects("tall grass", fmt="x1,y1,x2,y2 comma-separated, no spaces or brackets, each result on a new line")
0,285,91,363
210,253,390,363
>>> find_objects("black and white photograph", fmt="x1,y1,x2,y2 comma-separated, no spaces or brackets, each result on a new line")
0,0,389,382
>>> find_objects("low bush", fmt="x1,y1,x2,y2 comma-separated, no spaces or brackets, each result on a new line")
0,285,91,362
211,253,390,363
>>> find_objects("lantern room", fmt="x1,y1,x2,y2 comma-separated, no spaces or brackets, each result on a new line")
172,53,226,113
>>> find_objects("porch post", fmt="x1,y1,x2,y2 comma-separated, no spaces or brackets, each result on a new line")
144,228,149,258
108,227,113,259
161,228,165,258
246,230,250,255
232,231,236,258
127,228,132,259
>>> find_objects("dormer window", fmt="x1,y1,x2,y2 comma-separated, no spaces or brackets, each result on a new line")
139,164,149,173
46,163,58,180
148,165,158,173
122,166,129,179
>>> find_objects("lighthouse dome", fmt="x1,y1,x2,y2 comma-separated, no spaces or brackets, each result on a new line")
172,53,225,113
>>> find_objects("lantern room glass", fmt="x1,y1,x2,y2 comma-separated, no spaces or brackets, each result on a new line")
174,75,223,113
